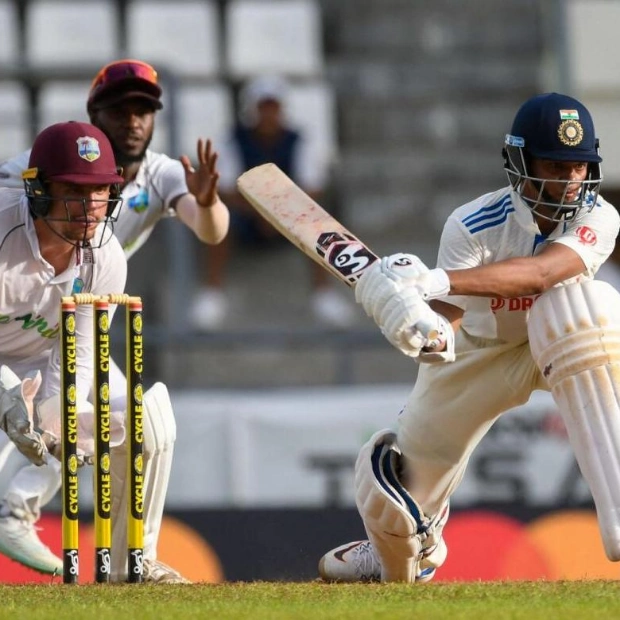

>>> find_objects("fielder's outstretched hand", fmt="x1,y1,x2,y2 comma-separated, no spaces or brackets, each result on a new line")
180,138,221,208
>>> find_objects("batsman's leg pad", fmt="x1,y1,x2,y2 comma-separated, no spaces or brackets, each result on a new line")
110,382,176,580
355,429,449,582
528,280,620,561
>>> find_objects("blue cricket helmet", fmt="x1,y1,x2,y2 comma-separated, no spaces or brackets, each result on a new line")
503,92,602,223
507,92,601,163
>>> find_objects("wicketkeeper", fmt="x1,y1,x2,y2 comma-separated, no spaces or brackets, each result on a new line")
0,58,228,580
0,121,187,583
318,92,620,582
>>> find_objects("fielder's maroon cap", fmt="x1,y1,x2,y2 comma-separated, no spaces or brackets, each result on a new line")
87,59,163,112
29,121,124,185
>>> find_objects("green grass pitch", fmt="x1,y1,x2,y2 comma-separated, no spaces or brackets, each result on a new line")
2,581,620,619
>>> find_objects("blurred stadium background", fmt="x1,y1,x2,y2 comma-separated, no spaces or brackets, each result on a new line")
1,0,620,583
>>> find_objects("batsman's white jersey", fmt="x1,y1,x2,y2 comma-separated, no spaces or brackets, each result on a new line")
435,186,617,341
0,189,127,401
0,149,188,259
397,186,620,518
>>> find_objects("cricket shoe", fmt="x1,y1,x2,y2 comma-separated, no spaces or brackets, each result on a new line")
142,558,192,584
318,539,445,583
318,540,381,582
0,501,63,576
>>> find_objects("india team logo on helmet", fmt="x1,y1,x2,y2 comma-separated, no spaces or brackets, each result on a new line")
558,110,584,147
76,136,101,162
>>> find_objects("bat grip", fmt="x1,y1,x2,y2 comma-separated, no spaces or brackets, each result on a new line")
407,320,443,358
412,320,439,342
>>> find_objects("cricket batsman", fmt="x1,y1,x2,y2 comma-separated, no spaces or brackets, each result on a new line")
318,92,620,582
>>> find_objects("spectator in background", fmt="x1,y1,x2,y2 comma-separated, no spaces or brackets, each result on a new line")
189,75,356,330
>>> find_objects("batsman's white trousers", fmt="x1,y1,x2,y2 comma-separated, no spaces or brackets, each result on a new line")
398,329,548,517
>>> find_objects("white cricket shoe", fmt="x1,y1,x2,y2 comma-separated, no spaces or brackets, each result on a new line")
318,539,445,583
142,558,192,584
190,287,228,331
0,502,63,576
318,540,381,582
311,288,357,328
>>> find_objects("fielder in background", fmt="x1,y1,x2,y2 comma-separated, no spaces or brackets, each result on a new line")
0,59,225,580
0,59,229,256
318,92,620,583
189,74,355,330
0,121,188,582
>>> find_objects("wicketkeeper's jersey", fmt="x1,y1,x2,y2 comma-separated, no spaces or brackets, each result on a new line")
0,190,127,401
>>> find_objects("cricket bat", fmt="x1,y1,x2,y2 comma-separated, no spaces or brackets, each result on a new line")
237,163,438,340
237,163,378,287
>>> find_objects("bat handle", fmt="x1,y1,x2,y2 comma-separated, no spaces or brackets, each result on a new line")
409,320,440,352
418,326,439,342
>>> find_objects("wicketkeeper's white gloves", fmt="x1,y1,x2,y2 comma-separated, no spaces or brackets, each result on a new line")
356,254,455,362
0,365,48,466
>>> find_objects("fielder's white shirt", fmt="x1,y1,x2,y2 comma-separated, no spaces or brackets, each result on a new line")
0,189,127,401
435,186,620,342
0,149,188,259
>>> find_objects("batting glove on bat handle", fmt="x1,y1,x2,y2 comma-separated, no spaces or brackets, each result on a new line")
414,320,439,342
379,254,450,300
416,313,455,364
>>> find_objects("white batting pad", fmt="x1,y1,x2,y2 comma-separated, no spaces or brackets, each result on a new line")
355,429,448,582
110,382,176,580
528,280,620,560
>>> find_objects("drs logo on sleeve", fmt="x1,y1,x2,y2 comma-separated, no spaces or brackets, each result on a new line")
316,232,378,284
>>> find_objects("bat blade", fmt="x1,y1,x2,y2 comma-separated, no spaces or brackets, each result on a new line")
237,163,378,288
237,163,438,342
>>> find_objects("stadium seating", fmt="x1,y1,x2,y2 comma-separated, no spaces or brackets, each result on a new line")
174,82,234,158
0,0,19,67
224,0,324,79
126,0,221,79
36,81,91,131
566,0,620,183
286,79,339,166
24,1,118,67
0,82,30,159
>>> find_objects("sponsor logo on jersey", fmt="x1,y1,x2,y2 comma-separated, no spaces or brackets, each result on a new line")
71,278,84,294
490,295,541,313
0,312,59,338
575,225,597,246
127,188,149,213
